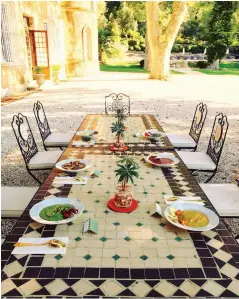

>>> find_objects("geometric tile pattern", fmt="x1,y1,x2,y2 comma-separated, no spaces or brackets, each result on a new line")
2,115,239,298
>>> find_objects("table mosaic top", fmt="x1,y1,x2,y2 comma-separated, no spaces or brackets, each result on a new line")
2,115,239,298
69,114,174,150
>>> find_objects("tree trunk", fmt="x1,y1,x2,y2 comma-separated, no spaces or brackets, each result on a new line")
207,59,220,70
145,30,152,71
146,1,188,80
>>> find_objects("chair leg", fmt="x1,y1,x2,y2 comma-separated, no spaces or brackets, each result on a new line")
205,172,216,183
59,147,64,150
27,169,42,185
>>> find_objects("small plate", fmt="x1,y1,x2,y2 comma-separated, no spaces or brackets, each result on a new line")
164,203,219,231
145,153,179,168
30,198,84,225
56,159,92,173
76,130,95,136
143,129,166,141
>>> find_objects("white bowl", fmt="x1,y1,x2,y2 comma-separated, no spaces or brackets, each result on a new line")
164,203,219,231
30,197,84,225
55,159,92,173
145,153,179,168
143,129,166,141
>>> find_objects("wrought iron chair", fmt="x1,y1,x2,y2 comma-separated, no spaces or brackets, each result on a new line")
33,101,74,150
11,113,62,184
167,102,208,151
177,113,229,183
105,93,131,115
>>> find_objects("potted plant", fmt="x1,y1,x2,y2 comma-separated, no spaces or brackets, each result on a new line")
114,156,140,208
110,122,127,150
34,66,45,87
52,64,61,85
114,108,127,125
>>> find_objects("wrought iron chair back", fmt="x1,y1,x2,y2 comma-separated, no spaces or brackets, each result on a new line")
105,93,130,115
11,113,38,165
33,101,51,143
189,102,208,145
207,113,229,167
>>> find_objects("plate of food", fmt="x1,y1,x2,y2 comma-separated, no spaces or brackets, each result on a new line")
164,203,219,231
143,129,166,141
56,159,91,173
145,153,179,167
30,198,84,225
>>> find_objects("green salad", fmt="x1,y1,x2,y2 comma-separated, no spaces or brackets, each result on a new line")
40,204,78,221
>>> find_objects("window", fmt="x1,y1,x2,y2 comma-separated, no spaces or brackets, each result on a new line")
1,4,12,63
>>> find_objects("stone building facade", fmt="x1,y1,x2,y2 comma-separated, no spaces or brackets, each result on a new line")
1,1,99,96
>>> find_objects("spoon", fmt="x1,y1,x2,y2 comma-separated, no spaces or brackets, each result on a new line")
14,239,66,248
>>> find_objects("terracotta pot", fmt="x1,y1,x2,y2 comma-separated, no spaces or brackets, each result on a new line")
52,70,60,85
114,186,133,208
34,74,45,87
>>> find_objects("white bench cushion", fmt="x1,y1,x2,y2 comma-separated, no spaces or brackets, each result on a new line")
28,150,62,170
176,151,216,171
167,133,196,148
1,186,38,217
200,184,239,217
45,132,74,147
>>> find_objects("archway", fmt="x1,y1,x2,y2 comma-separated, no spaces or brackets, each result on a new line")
82,26,92,61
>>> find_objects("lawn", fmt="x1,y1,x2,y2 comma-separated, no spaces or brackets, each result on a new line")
190,62,239,75
100,63,185,75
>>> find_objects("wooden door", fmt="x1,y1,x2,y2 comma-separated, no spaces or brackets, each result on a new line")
30,30,50,79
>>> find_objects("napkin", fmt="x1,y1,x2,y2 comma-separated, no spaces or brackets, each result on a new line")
164,195,204,205
12,237,68,255
72,140,95,147
53,176,88,185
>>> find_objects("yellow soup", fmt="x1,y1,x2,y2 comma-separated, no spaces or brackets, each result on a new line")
181,210,209,228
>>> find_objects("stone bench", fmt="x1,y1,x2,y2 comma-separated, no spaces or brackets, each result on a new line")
1,187,38,217
200,184,239,217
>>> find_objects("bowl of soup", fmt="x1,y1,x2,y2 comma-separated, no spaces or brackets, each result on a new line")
164,203,219,231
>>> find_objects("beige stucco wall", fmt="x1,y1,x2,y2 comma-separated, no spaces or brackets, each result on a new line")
1,1,99,96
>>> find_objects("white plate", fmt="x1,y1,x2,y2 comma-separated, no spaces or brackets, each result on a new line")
30,197,84,225
164,203,219,231
55,159,92,173
145,153,179,168
143,129,166,140
76,130,94,136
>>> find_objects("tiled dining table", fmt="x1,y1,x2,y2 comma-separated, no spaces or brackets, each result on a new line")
2,114,239,298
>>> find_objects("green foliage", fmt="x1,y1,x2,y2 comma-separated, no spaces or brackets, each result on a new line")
34,66,42,74
196,61,208,69
51,64,61,72
206,1,234,63
172,44,183,53
111,122,125,138
114,108,127,124
192,62,239,75
98,28,121,63
116,3,135,37
115,156,140,188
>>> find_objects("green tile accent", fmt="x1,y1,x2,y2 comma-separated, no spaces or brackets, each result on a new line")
100,237,107,242
124,236,131,241
134,184,138,186
106,191,110,194
161,192,166,195
75,237,82,242
88,191,93,194
156,178,160,180
150,184,155,187
175,236,183,242
143,191,148,195
113,222,120,226
97,183,102,186
140,177,144,180
55,254,63,260
151,237,159,242
140,255,148,261
67,222,73,226
156,201,160,204
83,254,92,261
167,254,175,260
112,254,120,261
95,200,100,203
83,210,88,214
159,223,166,227
104,210,109,214
146,210,150,214
136,222,143,227
137,200,141,203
